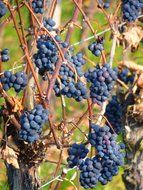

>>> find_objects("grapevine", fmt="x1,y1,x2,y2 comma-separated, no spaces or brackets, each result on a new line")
0,1,143,190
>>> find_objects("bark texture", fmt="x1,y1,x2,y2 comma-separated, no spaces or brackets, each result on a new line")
122,93,143,190
6,163,39,190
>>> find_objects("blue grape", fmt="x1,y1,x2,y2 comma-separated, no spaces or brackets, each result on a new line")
0,49,10,62
43,17,56,31
105,96,123,134
88,38,104,57
85,63,117,105
19,105,49,143
54,64,88,101
88,124,125,167
122,0,142,22
67,143,89,168
34,35,58,75
32,0,44,14
118,68,135,85
71,52,86,76
79,156,102,189
0,1,7,18
0,71,27,92
86,124,125,187
53,51,88,102
98,0,111,9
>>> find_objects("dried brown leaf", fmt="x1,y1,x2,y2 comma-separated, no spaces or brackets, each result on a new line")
137,73,143,88
2,145,19,169
123,25,143,50
11,98,23,112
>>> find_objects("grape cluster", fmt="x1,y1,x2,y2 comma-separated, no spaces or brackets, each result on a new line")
77,124,125,188
71,52,86,77
32,0,44,14
19,105,49,143
99,141,125,185
54,65,88,101
88,124,125,165
67,143,89,168
54,51,88,101
88,38,104,57
85,63,117,105
0,71,27,92
122,0,142,22
0,1,7,18
118,68,134,85
34,35,58,75
43,17,56,31
0,49,10,62
139,0,143,8
66,124,125,189
98,0,111,9
105,96,123,134
79,156,102,189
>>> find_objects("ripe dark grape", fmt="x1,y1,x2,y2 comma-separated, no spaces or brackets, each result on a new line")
86,124,125,187
43,17,56,31
85,63,117,105
19,104,49,143
54,51,88,101
67,124,125,188
98,0,111,9
105,96,123,134
0,71,27,92
54,64,88,102
71,52,86,77
118,68,135,85
79,156,102,189
88,124,125,165
139,0,143,8
0,49,10,62
0,1,7,18
122,0,142,22
67,143,89,168
88,38,104,57
33,35,58,75
32,0,44,14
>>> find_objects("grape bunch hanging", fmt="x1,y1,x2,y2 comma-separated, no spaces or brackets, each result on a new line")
1,0,143,189
67,124,125,189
